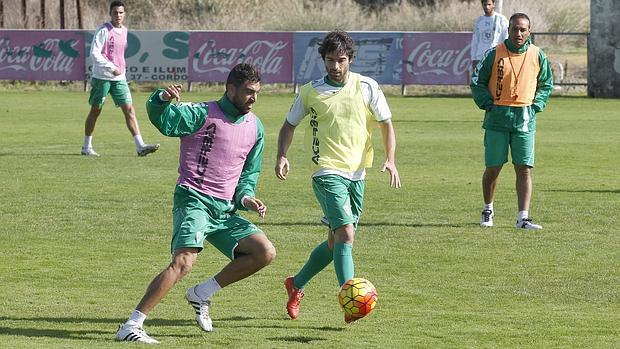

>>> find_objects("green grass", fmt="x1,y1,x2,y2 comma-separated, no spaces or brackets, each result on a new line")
0,90,618,348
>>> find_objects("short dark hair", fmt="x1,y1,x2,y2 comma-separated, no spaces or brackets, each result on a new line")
318,30,355,60
110,1,125,12
226,63,261,89
509,13,531,28
480,0,495,3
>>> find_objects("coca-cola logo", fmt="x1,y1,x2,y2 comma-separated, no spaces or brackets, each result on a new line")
0,38,80,74
192,39,287,75
405,41,470,77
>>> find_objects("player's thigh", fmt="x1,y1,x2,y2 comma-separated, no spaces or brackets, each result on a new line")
348,180,365,224
484,129,510,167
88,78,111,108
205,215,264,260
109,79,133,107
171,196,211,255
510,130,536,167
312,175,357,230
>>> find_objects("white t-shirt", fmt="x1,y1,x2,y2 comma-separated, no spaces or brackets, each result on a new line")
90,23,126,81
286,74,392,180
470,12,509,61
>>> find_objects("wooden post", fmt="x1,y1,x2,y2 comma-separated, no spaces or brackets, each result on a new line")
76,0,83,29
0,1,4,28
40,0,46,28
22,0,27,28
60,0,65,29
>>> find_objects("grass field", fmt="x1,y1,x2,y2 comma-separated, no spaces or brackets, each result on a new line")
0,90,618,348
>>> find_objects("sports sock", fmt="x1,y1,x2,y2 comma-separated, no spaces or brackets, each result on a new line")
194,277,221,300
518,210,529,221
334,242,354,286
293,240,333,289
127,309,147,327
484,202,494,212
133,134,145,150
83,136,93,150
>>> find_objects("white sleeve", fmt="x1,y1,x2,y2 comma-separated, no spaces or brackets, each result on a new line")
499,15,509,42
285,93,306,126
361,76,391,122
90,26,117,73
470,17,480,59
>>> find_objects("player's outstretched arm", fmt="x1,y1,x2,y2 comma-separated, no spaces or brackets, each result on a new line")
161,84,182,102
380,119,401,188
275,121,296,180
243,197,267,218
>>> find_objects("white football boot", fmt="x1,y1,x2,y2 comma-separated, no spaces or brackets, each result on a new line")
115,323,159,344
480,209,494,227
186,286,213,332
80,147,100,157
516,218,543,230
137,143,160,157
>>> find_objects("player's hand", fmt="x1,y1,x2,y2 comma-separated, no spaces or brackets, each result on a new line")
275,156,290,180
161,84,183,102
112,68,122,76
243,197,267,218
381,160,401,188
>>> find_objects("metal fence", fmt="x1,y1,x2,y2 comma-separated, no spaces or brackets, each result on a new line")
531,32,589,88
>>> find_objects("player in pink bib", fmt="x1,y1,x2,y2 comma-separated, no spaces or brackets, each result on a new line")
116,64,275,344
81,1,159,157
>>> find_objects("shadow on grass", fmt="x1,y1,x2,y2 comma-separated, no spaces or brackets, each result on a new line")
262,221,474,228
393,119,479,123
0,315,343,341
543,189,620,194
0,152,84,157
267,335,328,344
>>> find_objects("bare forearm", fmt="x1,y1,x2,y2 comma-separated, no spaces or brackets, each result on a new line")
381,120,396,163
277,121,296,158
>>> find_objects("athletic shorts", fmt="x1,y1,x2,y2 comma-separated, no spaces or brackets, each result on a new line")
484,129,536,167
88,78,132,107
171,185,263,260
312,174,365,230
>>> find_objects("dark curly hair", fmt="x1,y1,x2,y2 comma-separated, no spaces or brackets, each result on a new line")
318,30,355,61
226,63,262,89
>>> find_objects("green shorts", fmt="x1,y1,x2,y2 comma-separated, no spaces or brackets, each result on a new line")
171,185,263,259
484,129,536,167
88,78,132,108
312,174,365,230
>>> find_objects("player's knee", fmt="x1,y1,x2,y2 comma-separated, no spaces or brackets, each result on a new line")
256,241,276,267
253,240,276,267
514,165,532,176
169,260,193,279
89,107,102,118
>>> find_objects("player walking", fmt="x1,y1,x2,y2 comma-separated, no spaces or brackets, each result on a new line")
81,1,159,157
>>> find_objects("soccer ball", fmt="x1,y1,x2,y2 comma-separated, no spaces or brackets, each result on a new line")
338,278,378,320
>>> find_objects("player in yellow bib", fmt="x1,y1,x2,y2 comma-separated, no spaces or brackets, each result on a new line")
275,30,401,323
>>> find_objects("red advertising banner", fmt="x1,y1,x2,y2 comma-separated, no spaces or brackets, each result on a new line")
0,30,85,81
188,32,293,83
402,32,472,85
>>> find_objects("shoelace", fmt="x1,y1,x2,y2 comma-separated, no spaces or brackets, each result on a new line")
293,289,304,301
519,218,534,227
199,300,211,318
481,210,492,222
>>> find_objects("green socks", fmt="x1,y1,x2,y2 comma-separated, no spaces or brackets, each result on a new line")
334,242,354,286
293,240,333,289
293,241,355,288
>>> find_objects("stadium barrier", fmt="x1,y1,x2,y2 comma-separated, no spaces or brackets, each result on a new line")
0,29,587,91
